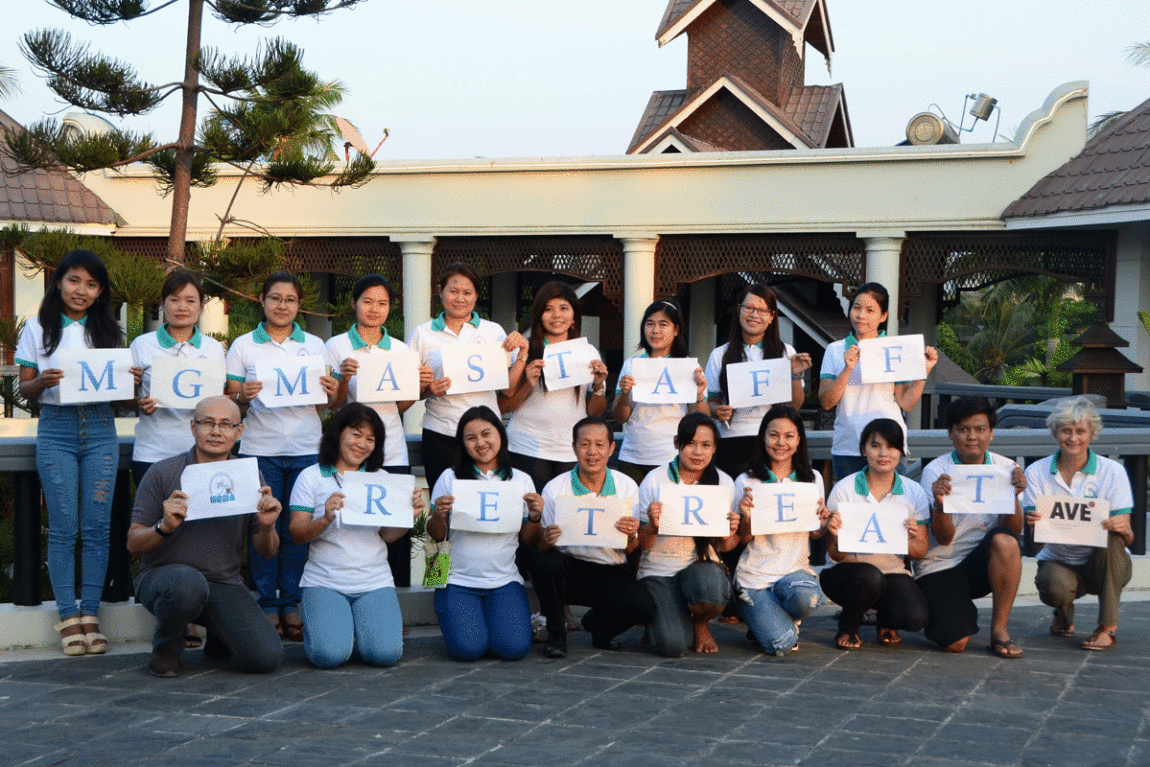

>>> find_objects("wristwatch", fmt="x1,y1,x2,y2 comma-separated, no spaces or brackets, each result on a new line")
154,521,172,538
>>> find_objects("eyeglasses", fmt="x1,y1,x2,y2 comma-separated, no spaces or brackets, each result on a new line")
740,304,772,318
193,419,240,432
265,294,299,306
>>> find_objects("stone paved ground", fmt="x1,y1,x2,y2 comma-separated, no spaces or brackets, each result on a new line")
2,601,1148,767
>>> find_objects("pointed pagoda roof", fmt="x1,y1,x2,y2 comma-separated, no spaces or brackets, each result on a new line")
0,109,121,227
656,0,834,59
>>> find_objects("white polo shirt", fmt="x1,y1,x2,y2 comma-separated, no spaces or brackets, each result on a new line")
616,353,693,467
826,469,930,576
733,469,825,590
541,467,639,566
130,325,226,463
289,463,396,592
226,322,326,457
506,342,601,462
15,316,103,407
430,467,532,589
325,326,411,467
636,460,734,579
819,333,907,457
1022,449,1133,567
406,312,510,437
917,450,1019,578
705,341,796,439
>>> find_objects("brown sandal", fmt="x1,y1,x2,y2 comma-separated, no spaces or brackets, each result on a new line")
878,627,902,645
281,615,304,642
835,630,862,650
1049,609,1075,637
1081,627,1117,651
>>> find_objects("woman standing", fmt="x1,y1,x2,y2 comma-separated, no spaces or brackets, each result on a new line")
406,263,527,492
225,271,337,641
818,282,938,480
636,413,739,656
17,249,123,655
733,405,834,655
502,281,608,492
705,284,810,479
613,300,708,486
429,406,542,661
820,418,930,649
288,404,424,668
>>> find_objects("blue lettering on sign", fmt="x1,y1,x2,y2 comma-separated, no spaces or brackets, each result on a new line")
578,506,605,535
652,366,677,395
860,513,887,543
968,473,993,503
477,490,500,522
750,368,771,397
172,368,203,399
78,360,115,391
548,350,573,380
466,354,484,382
375,362,400,392
882,346,903,373
775,492,798,523
364,484,391,516
682,495,706,526
274,366,309,396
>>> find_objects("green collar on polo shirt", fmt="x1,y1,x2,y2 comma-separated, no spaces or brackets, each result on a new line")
855,468,905,497
571,466,616,496
320,464,367,477
157,323,203,349
844,330,886,348
430,311,481,332
253,321,305,344
1050,448,1098,475
349,323,391,351
61,313,88,328
949,449,991,465
766,469,798,482
473,465,510,480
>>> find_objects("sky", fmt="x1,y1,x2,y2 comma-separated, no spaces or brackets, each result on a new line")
1,1,1147,160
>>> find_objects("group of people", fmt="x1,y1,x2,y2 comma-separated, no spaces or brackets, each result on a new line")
15,251,1135,677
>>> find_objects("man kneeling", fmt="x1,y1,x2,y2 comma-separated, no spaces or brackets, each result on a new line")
128,396,284,677
917,397,1026,658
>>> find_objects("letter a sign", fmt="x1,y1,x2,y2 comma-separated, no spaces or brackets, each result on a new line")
836,502,908,555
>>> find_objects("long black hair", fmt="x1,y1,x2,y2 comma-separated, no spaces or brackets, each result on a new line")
526,280,583,397
673,412,721,486
718,284,785,402
39,249,121,355
638,299,689,358
745,404,815,483
454,406,513,480
259,271,303,325
318,403,386,472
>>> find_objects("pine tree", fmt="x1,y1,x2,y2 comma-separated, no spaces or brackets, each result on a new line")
3,1,373,264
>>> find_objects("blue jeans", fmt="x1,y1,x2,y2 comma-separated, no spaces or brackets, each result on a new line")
243,453,315,615
300,585,404,668
739,571,822,655
136,564,283,672
434,582,532,662
36,404,118,619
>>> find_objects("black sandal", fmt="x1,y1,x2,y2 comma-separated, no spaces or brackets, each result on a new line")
836,630,862,650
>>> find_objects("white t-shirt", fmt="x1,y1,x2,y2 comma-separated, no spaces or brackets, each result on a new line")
616,353,693,467
1022,449,1133,567
916,450,1019,578
130,326,226,463
15,315,108,407
733,469,824,590
226,322,326,457
636,461,734,579
325,327,411,467
430,467,532,589
506,342,601,462
406,312,510,437
705,341,796,438
289,463,397,592
826,469,930,576
819,334,907,457
541,468,640,566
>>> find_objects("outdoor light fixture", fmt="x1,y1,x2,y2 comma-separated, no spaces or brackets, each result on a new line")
958,93,1001,140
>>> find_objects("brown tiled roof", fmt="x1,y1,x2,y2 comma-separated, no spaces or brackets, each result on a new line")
0,109,121,226
784,84,844,147
656,0,822,43
656,0,703,42
1003,95,1150,220
627,90,688,153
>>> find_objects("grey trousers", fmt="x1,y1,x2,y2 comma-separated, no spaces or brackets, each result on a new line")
641,561,731,658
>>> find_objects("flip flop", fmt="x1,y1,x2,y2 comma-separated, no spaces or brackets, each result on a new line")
1081,628,1116,651
878,628,902,645
185,624,203,649
835,630,862,650
1049,609,1075,637
987,637,1023,658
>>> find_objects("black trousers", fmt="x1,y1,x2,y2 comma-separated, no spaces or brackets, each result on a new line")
820,562,928,634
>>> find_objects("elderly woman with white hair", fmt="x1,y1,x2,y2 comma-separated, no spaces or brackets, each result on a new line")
1021,396,1134,651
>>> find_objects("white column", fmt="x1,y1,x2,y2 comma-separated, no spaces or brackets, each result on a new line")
1113,222,1150,392
398,237,436,435
861,233,905,329
490,272,518,331
619,236,658,356
689,276,716,363
199,297,228,337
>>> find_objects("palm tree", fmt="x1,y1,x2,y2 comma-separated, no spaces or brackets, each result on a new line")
0,63,18,101
1089,41,1150,136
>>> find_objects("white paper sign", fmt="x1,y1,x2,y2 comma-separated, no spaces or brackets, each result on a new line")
750,481,822,535
55,348,134,404
944,464,1016,515
631,358,699,405
858,334,927,384
181,457,262,521
441,343,510,395
658,484,733,537
1033,495,1109,548
355,350,421,403
339,473,416,528
450,479,526,533
725,358,792,409
554,495,630,549
543,338,595,390
151,357,226,410
836,502,909,555
255,354,328,407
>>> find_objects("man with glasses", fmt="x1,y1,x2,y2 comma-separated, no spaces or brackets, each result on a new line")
128,396,284,677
